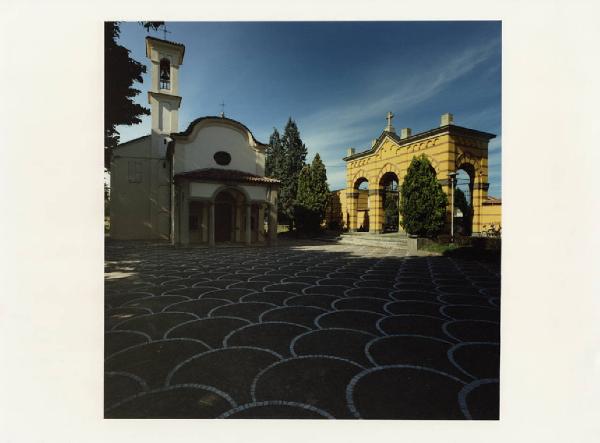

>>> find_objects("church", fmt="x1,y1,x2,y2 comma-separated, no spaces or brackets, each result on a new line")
109,36,279,246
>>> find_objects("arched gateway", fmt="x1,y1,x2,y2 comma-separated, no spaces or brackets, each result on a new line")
341,112,500,235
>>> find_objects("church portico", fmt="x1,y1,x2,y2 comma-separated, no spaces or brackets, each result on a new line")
174,172,278,247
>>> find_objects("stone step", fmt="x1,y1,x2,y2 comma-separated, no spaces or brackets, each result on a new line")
337,233,408,249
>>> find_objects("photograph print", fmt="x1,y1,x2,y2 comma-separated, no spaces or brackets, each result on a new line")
104,20,502,419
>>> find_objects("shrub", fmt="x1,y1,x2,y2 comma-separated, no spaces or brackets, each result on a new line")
399,155,448,237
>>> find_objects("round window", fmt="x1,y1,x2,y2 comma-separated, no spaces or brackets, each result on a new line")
213,151,231,166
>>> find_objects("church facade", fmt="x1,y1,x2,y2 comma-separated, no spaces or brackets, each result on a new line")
335,112,501,235
110,37,279,246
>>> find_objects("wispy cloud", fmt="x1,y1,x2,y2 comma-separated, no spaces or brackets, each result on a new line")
299,38,500,188
301,38,500,152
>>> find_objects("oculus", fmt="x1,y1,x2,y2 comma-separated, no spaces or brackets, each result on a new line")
214,151,232,165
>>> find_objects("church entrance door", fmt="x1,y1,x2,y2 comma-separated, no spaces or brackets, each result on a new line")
214,189,245,243
215,202,232,242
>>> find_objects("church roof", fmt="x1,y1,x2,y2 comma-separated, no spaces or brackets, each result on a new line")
145,36,185,58
114,134,151,149
171,116,268,148
174,168,280,185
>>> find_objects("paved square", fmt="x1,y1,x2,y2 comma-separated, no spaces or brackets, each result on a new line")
105,240,500,419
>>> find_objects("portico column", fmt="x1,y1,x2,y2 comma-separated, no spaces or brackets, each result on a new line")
245,203,252,245
181,182,190,245
472,171,489,235
347,189,359,232
258,203,265,242
208,201,215,247
268,203,278,246
369,187,384,234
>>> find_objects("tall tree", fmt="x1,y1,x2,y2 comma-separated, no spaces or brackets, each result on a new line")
265,128,284,178
294,164,314,232
309,153,330,217
104,21,163,170
399,155,448,237
279,118,308,229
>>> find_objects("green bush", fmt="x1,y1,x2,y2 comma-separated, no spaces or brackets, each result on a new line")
399,155,448,237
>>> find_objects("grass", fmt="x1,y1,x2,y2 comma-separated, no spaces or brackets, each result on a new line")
420,242,460,254
421,240,501,263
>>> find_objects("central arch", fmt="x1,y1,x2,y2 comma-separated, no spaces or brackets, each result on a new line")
379,171,399,232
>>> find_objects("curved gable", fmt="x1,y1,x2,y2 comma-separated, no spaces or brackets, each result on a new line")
172,117,266,176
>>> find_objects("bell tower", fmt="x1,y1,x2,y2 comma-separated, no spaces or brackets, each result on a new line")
145,36,185,156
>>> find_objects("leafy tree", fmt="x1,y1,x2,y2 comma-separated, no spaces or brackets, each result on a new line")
294,154,330,234
399,155,448,237
294,165,315,233
104,21,163,169
279,118,308,229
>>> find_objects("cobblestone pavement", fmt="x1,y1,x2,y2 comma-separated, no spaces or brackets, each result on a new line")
105,240,500,419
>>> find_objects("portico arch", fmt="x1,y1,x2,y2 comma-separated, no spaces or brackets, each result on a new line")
351,176,370,231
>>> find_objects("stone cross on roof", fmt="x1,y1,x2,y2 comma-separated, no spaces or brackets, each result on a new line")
162,23,172,40
385,111,396,133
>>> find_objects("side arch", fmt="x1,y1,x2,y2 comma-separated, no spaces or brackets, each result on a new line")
350,170,369,189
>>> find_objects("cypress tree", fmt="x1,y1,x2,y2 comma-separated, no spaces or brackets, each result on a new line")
280,118,308,229
399,155,448,237
309,153,329,218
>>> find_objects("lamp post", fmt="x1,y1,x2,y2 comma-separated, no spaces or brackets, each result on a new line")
448,172,457,243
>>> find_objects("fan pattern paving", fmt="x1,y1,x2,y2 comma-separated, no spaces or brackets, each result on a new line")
105,241,500,419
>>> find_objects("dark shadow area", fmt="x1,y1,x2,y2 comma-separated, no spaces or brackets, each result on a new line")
104,238,500,420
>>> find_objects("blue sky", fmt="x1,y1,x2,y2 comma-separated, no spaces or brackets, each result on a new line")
116,21,501,197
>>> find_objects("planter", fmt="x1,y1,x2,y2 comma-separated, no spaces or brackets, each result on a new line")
407,236,427,253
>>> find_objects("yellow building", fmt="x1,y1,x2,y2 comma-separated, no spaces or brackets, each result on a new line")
338,112,501,235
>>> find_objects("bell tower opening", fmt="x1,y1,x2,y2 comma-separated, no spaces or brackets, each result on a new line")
159,58,171,90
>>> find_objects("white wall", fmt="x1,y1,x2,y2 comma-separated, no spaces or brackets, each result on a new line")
189,182,221,198
174,121,265,176
110,136,171,240
110,136,154,239
242,185,267,201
